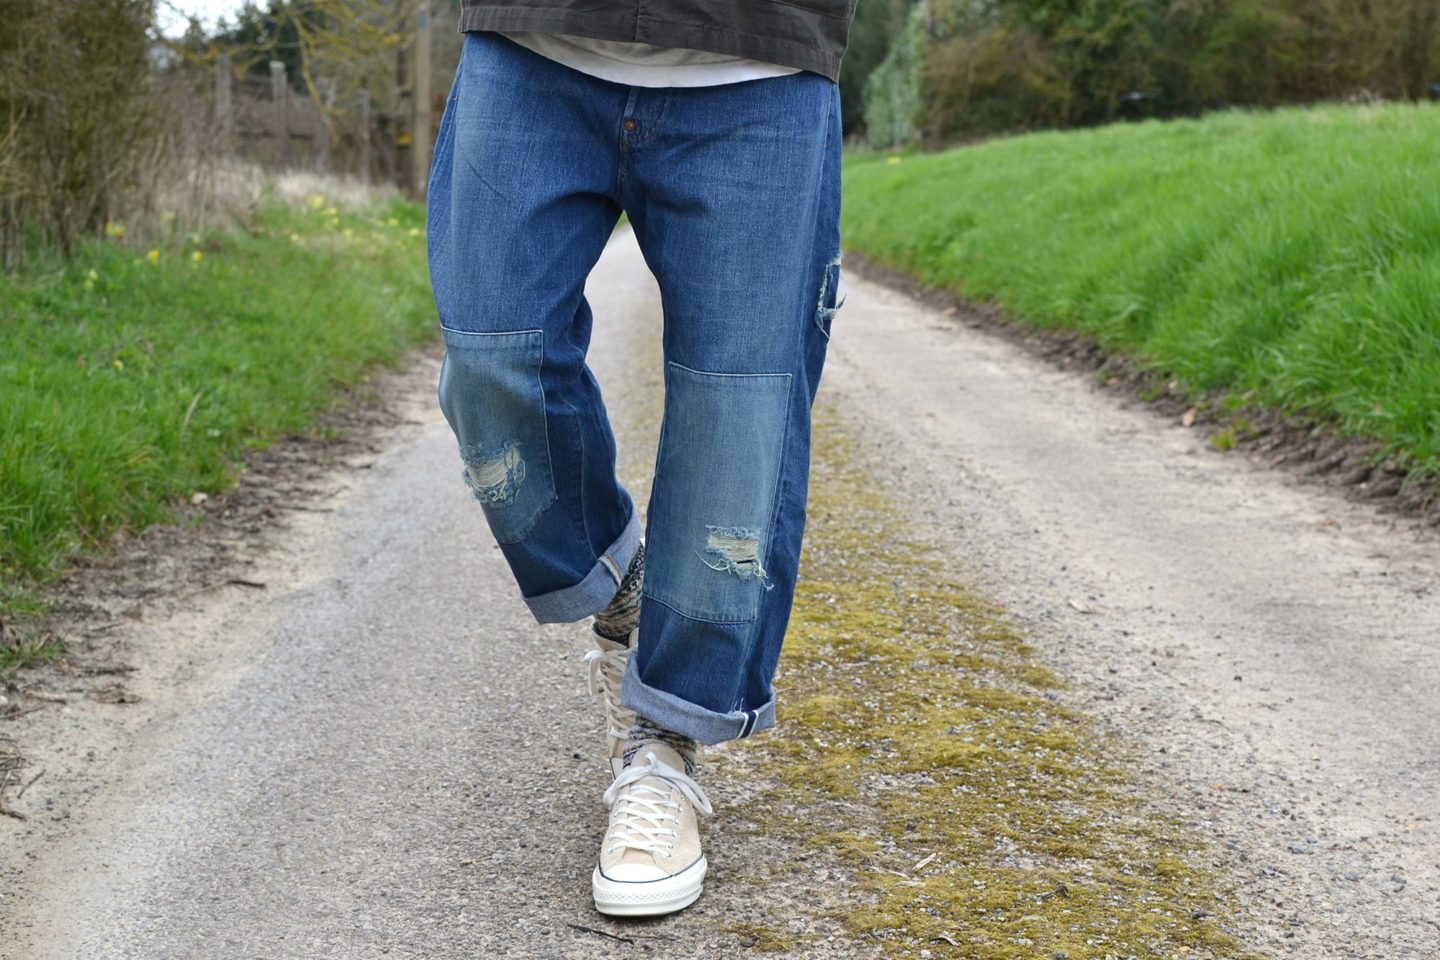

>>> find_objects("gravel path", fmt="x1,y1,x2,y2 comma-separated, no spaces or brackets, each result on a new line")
821,277,1440,958
3,228,1437,958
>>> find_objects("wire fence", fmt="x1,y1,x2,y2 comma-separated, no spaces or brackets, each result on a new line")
209,56,402,184
0,0,453,269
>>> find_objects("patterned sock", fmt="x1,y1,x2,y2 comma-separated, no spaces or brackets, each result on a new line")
593,542,644,646
623,715,699,778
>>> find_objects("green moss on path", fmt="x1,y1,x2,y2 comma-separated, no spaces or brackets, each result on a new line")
732,411,1259,959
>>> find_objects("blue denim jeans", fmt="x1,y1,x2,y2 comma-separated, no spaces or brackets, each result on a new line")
427,32,843,745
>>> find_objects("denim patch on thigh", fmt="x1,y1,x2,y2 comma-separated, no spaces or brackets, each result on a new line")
437,327,558,544
645,363,792,623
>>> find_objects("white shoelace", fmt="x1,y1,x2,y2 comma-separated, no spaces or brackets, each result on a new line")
602,751,713,858
583,645,637,740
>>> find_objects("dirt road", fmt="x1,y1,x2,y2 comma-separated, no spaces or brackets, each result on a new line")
824,277,1440,958
2,228,1437,958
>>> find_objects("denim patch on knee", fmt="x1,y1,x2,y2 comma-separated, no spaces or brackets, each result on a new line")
438,327,557,544
645,363,792,623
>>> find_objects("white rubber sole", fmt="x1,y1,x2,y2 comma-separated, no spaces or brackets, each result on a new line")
592,856,707,917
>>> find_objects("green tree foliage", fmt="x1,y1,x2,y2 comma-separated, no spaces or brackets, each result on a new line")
840,0,906,134
860,0,1440,146
209,1,313,85
204,0,406,97
862,2,930,148
191,0,409,140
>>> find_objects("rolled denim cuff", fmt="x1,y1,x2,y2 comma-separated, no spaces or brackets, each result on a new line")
523,513,642,624
621,665,776,746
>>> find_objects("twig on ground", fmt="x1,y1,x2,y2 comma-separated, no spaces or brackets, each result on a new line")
91,686,140,704
565,923,635,944
0,767,25,821
78,662,136,676
16,768,43,799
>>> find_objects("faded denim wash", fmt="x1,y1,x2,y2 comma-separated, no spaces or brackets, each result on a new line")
427,31,843,744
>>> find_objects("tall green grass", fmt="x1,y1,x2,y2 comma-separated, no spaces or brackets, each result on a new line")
843,102,1440,472
1,196,435,612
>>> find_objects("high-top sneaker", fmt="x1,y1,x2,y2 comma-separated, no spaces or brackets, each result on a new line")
584,542,644,777
583,631,638,779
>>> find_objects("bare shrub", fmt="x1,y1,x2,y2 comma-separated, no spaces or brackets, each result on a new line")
924,28,1066,142
0,0,156,266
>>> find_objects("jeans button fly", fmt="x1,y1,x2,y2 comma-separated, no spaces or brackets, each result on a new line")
623,118,637,132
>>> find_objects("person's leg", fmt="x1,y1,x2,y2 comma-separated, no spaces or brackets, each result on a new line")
592,72,841,918
618,73,844,746
428,32,643,622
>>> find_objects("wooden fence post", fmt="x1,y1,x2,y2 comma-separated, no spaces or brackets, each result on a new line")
269,60,288,168
215,53,234,148
358,89,371,184
395,2,412,194
412,0,432,198
317,77,336,172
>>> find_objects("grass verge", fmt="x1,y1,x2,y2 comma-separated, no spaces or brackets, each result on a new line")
0,191,435,624
729,407,1257,958
842,102,1440,476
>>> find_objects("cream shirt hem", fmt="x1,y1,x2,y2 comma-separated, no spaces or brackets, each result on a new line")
499,31,802,87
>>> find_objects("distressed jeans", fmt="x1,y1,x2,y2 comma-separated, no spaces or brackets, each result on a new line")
426,32,843,745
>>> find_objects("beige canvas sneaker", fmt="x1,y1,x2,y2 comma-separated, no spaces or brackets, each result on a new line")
592,742,713,917
583,631,637,779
